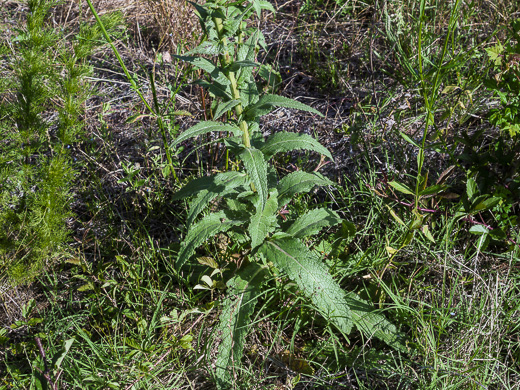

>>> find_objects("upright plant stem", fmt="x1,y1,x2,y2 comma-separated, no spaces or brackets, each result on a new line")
212,16,251,148
86,0,179,181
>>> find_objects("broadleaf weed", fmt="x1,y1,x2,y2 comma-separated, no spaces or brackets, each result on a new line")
171,0,407,387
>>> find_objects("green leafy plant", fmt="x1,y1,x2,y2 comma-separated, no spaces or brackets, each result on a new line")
0,0,119,284
171,0,407,387
485,18,520,137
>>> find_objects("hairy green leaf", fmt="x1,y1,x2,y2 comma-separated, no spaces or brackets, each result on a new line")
260,132,333,161
185,40,222,56
215,263,266,389
184,172,249,226
172,121,241,148
173,172,248,200
174,55,229,86
228,60,258,72
345,292,407,352
249,190,278,249
177,211,244,272
213,100,242,120
258,64,282,92
260,238,352,335
239,147,268,211
277,171,335,206
286,208,342,238
240,81,260,107
244,94,323,119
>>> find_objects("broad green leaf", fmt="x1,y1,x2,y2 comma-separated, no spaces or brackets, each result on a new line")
228,60,258,72
239,147,268,211
472,196,500,211
186,173,249,226
466,178,478,200
172,172,248,200
345,292,407,352
185,40,222,56
176,211,244,271
237,32,258,85
249,190,278,249
257,0,276,13
419,184,447,196
172,121,241,148
277,171,335,206
52,338,75,370
260,238,352,335
252,0,275,17
215,263,266,389
237,30,259,62
485,42,504,66
258,64,282,92
260,132,333,161
244,94,323,119
388,181,414,195
213,99,241,120
195,79,232,99
286,208,342,238
469,225,489,235
174,55,229,86
240,81,260,107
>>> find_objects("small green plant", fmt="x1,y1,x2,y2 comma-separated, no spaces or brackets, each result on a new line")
0,0,117,284
171,0,406,387
485,18,520,137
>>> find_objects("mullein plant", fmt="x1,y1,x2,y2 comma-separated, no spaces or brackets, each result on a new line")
171,0,407,386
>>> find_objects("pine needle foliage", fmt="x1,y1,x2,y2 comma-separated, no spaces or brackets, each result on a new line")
171,1,407,387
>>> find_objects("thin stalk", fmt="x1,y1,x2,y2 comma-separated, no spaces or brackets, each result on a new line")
415,0,461,209
86,0,180,181
85,0,154,115
149,71,179,182
212,16,251,148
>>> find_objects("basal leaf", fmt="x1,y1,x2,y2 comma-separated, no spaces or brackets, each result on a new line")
260,132,333,161
244,94,323,119
249,190,278,249
260,238,352,335
172,121,241,148
215,263,266,389
277,171,335,206
345,292,408,352
176,211,244,272
239,147,268,211
286,208,342,238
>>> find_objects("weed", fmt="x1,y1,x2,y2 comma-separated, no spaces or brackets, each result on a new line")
170,0,406,387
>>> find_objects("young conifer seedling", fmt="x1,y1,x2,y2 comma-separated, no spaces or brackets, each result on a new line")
172,0,407,386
